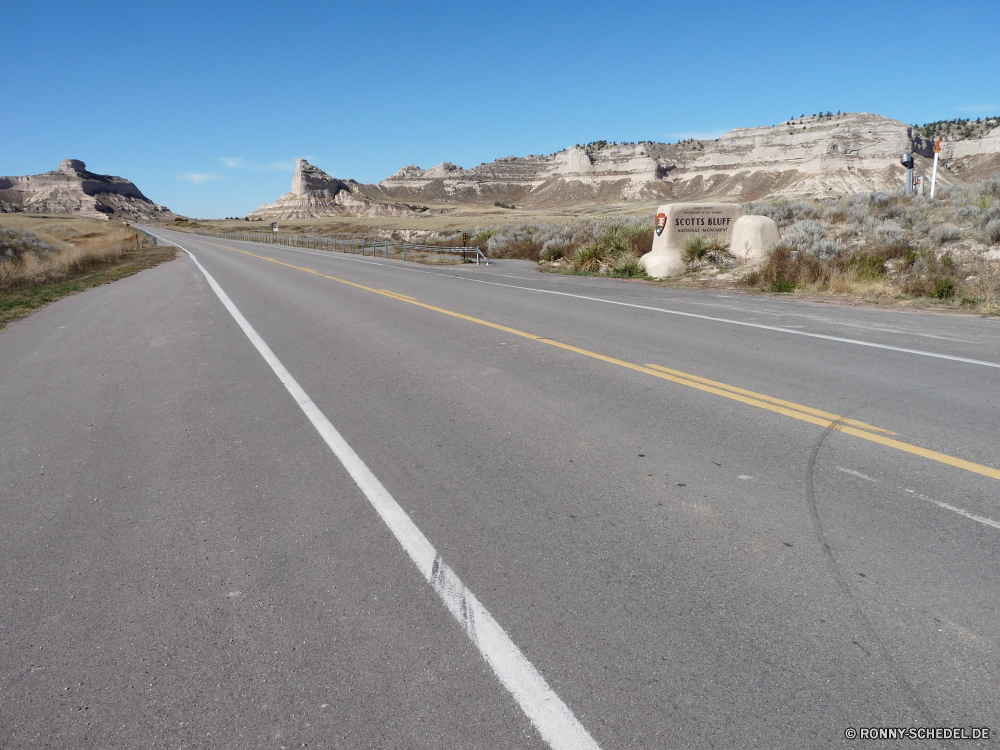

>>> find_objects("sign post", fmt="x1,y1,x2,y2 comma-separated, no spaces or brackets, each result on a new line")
901,153,914,196
930,138,941,199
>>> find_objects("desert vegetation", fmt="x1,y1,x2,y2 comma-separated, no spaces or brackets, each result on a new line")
512,179,1000,312
0,216,175,328
0,218,149,288
441,218,653,278
736,180,1000,310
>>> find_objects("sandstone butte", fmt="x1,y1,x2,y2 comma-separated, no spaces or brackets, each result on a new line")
247,113,1000,221
0,160,176,221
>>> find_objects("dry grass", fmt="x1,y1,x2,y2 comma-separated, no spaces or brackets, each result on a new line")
0,216,147,289
0,216,177,329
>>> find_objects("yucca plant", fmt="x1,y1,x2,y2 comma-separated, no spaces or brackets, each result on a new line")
573,243,608,273
681,235,709,266
705,235,734,264
610,256,650,279
600,223,631,255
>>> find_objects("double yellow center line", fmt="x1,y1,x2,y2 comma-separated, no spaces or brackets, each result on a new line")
213,242,1000,483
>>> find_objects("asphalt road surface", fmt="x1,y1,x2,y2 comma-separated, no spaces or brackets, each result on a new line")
2,226,999,749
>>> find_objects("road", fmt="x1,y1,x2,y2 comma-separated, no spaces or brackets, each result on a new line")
1,225,998,748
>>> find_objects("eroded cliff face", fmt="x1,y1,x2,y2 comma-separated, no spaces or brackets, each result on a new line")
0,160,176,220
941,126,1000,183
376,113,1000,206
247,114,1000,219
377,144,676,207
247,159,417,220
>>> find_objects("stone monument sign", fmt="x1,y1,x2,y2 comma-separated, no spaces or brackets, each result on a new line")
730,215,781,261
640,202,746,278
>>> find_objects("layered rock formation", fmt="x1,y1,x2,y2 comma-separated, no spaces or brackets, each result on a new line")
248,113,1000,219
0,160,176,220
940,125,1000,182
377,114,966,206
247,159,417,220
378,145,677,207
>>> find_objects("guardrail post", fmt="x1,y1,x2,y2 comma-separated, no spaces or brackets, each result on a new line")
403,241,406,261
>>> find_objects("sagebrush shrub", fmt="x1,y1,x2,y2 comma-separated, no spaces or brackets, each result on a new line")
1,228,56,262
985,218,1000,245
929,225,962,246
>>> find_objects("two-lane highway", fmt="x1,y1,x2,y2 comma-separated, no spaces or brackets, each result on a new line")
2,225,998,748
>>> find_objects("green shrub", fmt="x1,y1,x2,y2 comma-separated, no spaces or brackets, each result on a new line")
539,244,564,262
931,277,956,299
472,227,499,244
600,223,631,255
847,254,887,279
771,279,796,293
610,256,650,279
573,243,608,273
681,235,709,265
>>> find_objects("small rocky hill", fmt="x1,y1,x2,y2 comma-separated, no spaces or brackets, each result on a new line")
0,160,177,221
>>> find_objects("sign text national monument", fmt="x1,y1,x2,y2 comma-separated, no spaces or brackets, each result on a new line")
640,203,746,278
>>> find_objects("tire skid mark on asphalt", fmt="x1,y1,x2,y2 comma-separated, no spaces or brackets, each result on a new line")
805,433,936,727
211,240,1000,486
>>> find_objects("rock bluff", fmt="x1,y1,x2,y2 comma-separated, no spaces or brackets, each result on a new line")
374,113,1000,207
247,159,417,221
0,160,175,220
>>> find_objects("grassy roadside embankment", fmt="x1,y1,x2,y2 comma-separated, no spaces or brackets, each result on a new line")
0,215,177,330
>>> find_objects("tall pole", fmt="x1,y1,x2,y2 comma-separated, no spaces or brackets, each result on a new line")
930,138,941,199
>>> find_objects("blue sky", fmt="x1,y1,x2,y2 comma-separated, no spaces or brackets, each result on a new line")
3,0,998,218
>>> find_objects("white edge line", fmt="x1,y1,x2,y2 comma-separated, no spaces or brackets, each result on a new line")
833,467,1000,531
169,228,1000,371
835,466,878,483
905,488,1000,531
150,232,601,750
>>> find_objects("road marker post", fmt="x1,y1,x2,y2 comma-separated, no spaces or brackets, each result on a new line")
930,138,941,199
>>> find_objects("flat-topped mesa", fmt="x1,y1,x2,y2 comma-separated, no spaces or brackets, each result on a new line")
0,159,175,220
247,159,414,220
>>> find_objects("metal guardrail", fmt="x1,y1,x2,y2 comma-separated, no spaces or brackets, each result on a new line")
191,230,491,264
134,228,159,245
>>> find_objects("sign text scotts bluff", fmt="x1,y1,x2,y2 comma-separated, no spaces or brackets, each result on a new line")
640,203,746,278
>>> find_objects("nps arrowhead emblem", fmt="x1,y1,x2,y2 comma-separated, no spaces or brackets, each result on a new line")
655,212,667,236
